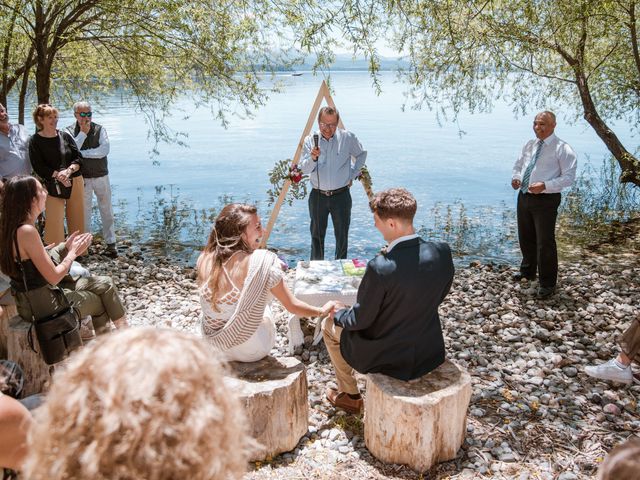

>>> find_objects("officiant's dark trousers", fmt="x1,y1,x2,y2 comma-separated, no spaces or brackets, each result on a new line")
309,188,351,260
517,191,561,288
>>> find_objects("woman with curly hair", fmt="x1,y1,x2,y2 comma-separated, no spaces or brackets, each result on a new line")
23,328,253,480
197,203,335,361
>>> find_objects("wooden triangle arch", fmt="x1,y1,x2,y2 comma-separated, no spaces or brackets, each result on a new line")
260,80,348,248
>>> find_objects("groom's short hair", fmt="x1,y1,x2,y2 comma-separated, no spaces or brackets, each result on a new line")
369,188,417,222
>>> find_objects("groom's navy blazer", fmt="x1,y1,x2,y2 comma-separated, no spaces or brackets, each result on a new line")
334,237,454,381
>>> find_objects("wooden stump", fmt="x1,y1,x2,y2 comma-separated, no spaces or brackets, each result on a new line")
225,356,308,461
0,304,17,359
364,360,472,472
7,316,52,396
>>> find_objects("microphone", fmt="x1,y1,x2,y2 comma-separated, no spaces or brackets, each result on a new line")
312,133,319,162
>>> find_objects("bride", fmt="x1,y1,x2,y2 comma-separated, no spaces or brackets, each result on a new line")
197,203,335,362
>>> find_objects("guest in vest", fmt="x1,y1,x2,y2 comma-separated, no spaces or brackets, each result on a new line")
66,101,117,258
511,111,577,299
0,102,31,181
322,188,455,414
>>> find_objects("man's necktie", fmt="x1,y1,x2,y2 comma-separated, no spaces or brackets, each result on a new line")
521,139,544,192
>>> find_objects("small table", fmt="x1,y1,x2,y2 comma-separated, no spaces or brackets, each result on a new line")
286,260,366,352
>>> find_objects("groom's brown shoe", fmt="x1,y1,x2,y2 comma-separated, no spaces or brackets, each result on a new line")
326,388,363,414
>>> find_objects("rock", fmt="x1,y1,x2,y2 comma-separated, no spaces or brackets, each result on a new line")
558,473,578,480
562,367,578,378
603,403,621,415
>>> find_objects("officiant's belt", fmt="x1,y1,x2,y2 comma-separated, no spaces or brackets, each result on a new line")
314,186,349,196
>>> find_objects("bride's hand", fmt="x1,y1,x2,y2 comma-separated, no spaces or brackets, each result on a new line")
320,301,340,319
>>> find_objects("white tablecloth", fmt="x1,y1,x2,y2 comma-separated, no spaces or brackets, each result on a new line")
294,259,365,307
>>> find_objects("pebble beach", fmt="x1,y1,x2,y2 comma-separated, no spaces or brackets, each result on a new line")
82,227,640,480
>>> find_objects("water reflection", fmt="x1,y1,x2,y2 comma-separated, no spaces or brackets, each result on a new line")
104,185,520,266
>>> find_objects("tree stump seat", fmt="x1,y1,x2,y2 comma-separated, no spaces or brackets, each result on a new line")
364,359,472,472
225,355,308,461
0,303,17,359
7,316,52,396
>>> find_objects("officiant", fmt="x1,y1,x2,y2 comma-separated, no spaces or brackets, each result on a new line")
299,107,367,260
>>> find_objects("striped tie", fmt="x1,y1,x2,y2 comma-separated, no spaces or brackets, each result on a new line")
521,139,543,193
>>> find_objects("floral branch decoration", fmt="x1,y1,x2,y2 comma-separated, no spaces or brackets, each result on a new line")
267,159,309,206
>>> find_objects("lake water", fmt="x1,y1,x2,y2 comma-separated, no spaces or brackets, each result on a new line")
8,71,637,265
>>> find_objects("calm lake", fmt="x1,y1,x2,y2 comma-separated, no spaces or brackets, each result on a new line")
8,71,637,265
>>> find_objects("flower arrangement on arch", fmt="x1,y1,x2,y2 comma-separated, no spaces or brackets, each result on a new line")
267,159,309,206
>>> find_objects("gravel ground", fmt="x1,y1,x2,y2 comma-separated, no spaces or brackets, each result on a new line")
83,229,640,480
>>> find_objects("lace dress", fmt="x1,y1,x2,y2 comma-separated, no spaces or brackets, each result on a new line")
199,250,283,362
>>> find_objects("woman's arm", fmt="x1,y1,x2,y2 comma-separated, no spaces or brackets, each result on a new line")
56,133,82,184
18,226,90,285
0,394,32,471
270,279,335,318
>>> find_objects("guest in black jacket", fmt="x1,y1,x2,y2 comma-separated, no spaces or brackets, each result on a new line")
322,188,454,414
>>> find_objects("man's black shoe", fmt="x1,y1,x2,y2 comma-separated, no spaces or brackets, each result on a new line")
105,243,118,258
536,286,556,299
512,272,535,282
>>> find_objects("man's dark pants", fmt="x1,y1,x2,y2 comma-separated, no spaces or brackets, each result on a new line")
308,188,351,260
517,191,562,288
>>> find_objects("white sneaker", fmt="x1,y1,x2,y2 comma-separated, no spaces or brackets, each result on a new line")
584,359,633,385
79,316,95,341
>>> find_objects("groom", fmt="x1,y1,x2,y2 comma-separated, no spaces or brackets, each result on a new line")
322,188,455,414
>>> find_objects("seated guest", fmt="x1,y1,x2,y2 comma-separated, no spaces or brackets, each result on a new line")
0,176,128,333
23,328,253,480
323,188,454,414
197,203,335,362
0,367,32,473
585,315,639,385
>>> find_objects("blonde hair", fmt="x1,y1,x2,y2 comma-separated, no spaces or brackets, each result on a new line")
598,436,640,480
32,104,58,131
24,328,252,480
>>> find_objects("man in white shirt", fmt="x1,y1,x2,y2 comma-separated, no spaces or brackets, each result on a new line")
66,101,117,258
0,102,31,180
300,107,367,260
511,111,577,298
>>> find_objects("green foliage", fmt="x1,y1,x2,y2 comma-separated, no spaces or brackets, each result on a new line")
266,158,308,206
0,0,303,147
560,156,640,240
298,0,640,184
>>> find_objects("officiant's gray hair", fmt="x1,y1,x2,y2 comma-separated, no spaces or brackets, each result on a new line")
318,106,340,122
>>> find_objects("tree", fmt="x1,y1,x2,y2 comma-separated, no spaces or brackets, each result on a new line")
0,0,300,132
298,0,640,185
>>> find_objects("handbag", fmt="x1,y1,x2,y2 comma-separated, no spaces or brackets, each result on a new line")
42,132,73,199
14,235,82,365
